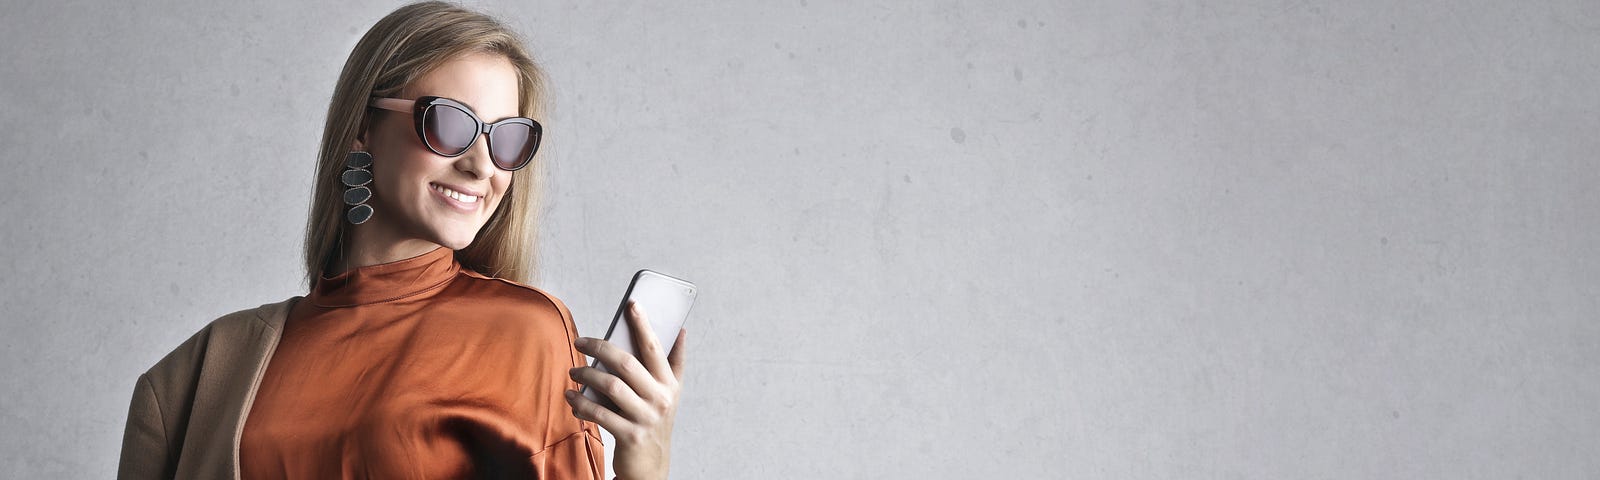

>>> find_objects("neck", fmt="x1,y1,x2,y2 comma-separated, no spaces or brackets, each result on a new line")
331,222,444,277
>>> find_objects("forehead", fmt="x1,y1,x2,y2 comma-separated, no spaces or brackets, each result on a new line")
403,52,521,120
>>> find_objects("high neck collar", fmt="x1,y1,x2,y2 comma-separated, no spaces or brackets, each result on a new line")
310,246,459,308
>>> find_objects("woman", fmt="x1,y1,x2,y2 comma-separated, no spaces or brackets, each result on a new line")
117,2,684,479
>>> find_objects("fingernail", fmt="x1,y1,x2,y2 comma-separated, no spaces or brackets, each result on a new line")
564,390,577,400
568,367,580,378
574,338,589,348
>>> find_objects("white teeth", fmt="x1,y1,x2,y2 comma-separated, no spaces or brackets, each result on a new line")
432,184,479,203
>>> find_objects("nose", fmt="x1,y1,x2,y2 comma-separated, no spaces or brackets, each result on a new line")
454,132,497,180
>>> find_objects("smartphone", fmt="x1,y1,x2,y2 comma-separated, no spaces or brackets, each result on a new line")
580,269,698,407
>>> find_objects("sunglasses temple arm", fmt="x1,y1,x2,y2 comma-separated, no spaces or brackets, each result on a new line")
368,97,414,113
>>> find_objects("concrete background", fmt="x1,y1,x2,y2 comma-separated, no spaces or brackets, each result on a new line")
3,0,1597,478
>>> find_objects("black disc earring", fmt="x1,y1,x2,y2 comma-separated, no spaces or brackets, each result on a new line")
342,151,374,224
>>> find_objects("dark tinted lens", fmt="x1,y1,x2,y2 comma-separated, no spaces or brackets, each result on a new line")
489,122,538,170
423,104,478,154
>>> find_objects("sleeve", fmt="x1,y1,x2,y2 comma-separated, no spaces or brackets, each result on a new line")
471,281,608,478
117,373,172,480
530,426,607,480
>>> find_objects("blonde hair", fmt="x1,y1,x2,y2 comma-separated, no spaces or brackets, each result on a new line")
304,1,548,287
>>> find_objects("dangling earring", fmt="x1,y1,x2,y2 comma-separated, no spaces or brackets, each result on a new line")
342,151,375,224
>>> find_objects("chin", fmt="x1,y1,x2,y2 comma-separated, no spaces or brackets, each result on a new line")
433,235,476,251
420,215,490,251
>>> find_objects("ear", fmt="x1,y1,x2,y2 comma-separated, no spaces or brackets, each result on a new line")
352,112,374,151
351,130,367,152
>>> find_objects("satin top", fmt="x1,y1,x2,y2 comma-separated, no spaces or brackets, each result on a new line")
239,246,604,479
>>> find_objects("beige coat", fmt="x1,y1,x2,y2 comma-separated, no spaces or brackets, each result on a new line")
118,297,298,479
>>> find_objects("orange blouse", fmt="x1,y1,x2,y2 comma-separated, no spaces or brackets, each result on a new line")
240,246,604,479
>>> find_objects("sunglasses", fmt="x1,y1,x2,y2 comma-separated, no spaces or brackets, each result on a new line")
368,96,542,171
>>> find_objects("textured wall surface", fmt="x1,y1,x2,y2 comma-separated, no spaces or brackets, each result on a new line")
2,1,1597,478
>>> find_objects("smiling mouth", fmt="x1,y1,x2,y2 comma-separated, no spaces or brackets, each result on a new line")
431,183,481,204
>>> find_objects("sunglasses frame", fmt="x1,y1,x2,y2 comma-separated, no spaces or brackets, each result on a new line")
368,96,541,171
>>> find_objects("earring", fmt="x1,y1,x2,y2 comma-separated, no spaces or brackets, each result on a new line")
342,151,375,224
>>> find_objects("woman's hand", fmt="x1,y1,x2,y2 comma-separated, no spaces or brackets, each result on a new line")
565,301,687,480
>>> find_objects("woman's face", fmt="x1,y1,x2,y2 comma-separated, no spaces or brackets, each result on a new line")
357,52,520,251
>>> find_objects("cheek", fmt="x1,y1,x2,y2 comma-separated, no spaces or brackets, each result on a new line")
373,156,430,204
492,173,514,201
374,160,406,194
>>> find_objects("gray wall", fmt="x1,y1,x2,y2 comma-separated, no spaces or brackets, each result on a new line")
3,0,1597,478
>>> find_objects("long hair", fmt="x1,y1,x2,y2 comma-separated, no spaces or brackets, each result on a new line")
303,1,548,287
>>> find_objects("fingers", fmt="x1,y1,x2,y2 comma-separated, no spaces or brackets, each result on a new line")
564,389,633,437
667,327,687,382
568,365,655,423
574,336,667,405
625,302,673,383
